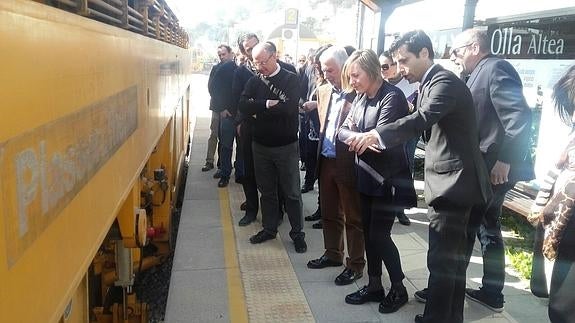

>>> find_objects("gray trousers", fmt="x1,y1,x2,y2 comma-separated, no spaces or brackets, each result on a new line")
252,141,304,240
205,111,219,164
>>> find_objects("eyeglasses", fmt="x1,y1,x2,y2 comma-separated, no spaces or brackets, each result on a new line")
450,43,473,56
380,62,396,71
254,54,274,68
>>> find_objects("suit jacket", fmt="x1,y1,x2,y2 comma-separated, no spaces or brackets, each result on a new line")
210,60,238,114
339,82,416,204
376,65,492,207
316,84,356,188
207,61,223,111
466,55,535,183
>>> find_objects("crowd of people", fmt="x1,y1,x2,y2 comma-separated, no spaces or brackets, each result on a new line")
202,27,575,323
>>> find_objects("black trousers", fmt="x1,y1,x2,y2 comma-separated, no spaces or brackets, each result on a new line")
423,201,471,323
240,121,258,218
360,188,405,283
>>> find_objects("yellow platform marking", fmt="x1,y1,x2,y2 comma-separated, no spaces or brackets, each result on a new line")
219,188,249,323
227,184,315,323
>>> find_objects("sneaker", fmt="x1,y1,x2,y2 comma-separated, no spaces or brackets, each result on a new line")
465,288,504,312
201,162,214,172
294,237,307,253
414,288,428,303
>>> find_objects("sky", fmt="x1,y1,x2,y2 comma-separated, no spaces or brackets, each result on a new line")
167,0,575,31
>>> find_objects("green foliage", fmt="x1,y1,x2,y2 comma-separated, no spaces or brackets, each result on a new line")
501,209,535,280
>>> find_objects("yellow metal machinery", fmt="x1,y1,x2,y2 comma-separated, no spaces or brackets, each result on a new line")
0,0,193,322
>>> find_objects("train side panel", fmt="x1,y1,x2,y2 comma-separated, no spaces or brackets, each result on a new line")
0,0,193,321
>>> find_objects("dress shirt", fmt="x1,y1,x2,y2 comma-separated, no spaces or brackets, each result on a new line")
321,88,346,158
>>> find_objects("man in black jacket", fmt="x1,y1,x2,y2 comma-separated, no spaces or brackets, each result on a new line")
238,42,307,253
210,46,238,187
233,34,296,227
451,28,534,312
203,45,234,173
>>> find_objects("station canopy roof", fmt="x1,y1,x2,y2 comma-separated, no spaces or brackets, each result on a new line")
360,0,422,11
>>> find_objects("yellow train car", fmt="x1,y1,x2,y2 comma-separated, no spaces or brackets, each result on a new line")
0,0,193,322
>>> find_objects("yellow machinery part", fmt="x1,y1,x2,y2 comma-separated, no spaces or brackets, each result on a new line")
0,1,193,321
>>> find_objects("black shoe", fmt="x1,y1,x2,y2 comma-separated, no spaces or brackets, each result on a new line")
218,177,229,187
345,286,385,305
465,288,504,312
201,162,214,172
307,255,342,269
249,230,275,244
379,286,408,313
312,221,322,229
396,212,411,226
305,209,321,221
301,184,314,193
335,268,363,286
238,214,256,226
294,237,307,253
213,170,222,179
414,288,428,303
240,201,247,211
414,314,425,323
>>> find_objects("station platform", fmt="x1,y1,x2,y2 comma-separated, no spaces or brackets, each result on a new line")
164,74,549,323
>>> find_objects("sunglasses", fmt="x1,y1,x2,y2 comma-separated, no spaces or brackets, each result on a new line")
381,62,396,71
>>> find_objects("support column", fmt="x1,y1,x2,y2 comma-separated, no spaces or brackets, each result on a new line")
376,4,396,55
462,0,478,30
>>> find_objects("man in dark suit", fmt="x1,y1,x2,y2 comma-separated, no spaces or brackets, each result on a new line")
451,28,534,312
210,44,238,187
345,30,492,323
203,45,234,173
305,46,365,285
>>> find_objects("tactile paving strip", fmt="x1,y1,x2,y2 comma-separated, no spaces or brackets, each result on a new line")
228,184,315,323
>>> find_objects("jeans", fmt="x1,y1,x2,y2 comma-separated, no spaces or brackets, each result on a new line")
465,182,515,298
218,116,235,178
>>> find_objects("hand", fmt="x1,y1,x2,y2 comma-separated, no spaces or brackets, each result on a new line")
267,99,280,108
490,160,510,185
220,110,232,118
302,101,317,112
345,130,382,155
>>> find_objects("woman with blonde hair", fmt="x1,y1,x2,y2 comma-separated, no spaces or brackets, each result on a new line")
338,49,416,314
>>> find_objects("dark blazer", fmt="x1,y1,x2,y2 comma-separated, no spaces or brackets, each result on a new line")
210,60,238,114
339,81,416,204
375,65,492,207
207,61,223,111
466,55,535,182
316,84,356,188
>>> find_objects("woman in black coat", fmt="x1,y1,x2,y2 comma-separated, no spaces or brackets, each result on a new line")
338,49,417,314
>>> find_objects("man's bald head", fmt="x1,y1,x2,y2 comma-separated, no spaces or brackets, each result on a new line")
252,42,278,76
